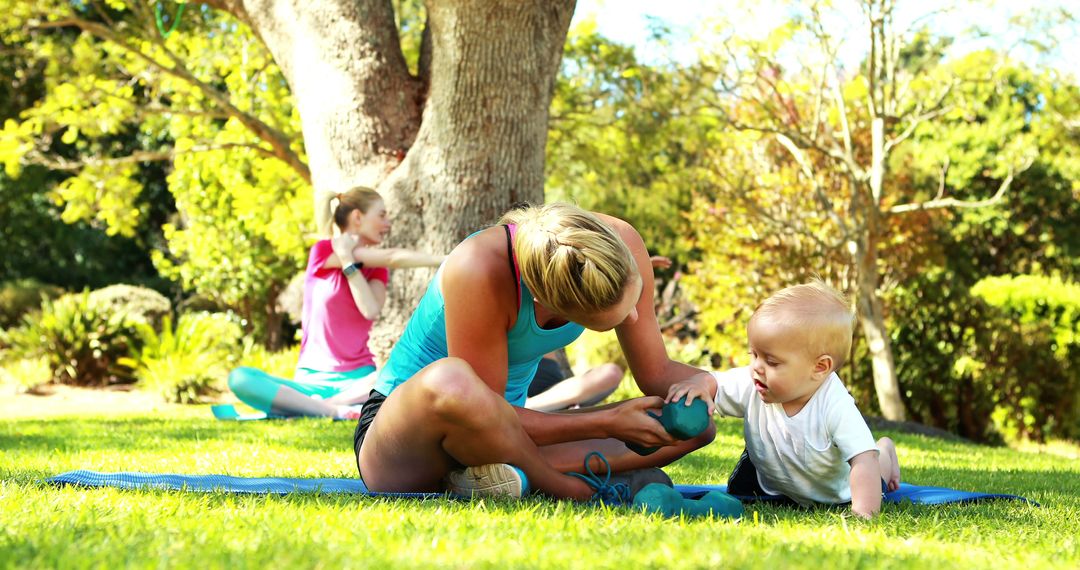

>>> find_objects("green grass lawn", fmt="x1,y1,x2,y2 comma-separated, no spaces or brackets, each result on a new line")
2,407,1078,569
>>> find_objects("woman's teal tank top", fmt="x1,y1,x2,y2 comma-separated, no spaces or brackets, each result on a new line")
374,225,584,406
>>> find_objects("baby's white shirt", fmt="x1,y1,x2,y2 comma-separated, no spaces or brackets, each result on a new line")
711,366,877,505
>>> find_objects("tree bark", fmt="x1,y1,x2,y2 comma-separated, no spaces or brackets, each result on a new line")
858,135,907,420
203,0,423,193
370,0,576,361
205,0,577,361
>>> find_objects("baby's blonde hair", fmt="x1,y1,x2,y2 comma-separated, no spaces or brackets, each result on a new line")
498,202,637,316
751,279,855,370
314,186,383,237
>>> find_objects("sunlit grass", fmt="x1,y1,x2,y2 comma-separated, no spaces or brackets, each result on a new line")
1,410,1078,569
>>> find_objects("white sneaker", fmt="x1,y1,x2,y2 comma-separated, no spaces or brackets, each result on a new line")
445,463,529,498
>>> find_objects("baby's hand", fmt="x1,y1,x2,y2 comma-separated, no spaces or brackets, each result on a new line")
665,375,716,415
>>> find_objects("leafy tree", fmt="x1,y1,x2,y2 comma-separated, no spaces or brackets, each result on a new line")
546,20,718,262
0,27,167,292
681,0,1071,420
1,0,579,355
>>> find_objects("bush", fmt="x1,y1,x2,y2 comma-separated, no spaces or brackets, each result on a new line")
88,284,171,329
237,340,301,379
0,279,64,330
0,355,52,392
970,275,1080,441
131,312,244,403
3,292,139,386
887,272,1080,443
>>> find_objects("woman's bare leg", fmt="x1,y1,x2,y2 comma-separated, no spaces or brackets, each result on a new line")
524,363,623,412
269,386,341,417
358,358,595,500
539,421,716,474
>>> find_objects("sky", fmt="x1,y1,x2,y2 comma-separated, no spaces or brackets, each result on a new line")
572,0,1079,77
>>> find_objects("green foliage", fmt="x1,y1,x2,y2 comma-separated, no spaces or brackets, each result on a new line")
2,2,309,345
546,22,717,260
87,284,171,329
0,278,64,330
237,341,301,380
131,312,245,404
3,292,138,386
0,355,51,391
970,275,1080,440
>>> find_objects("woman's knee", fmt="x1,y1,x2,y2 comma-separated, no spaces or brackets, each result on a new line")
227,367,260,395
414,358,490,416
591,363,623,388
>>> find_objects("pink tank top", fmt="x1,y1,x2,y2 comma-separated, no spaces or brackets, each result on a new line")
296,240,389,372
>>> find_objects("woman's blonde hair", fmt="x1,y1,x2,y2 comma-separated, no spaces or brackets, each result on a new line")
314,186,382,236
498,202,637,316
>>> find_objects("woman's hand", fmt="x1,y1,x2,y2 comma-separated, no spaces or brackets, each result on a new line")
606,396,678,448
331,233,360,263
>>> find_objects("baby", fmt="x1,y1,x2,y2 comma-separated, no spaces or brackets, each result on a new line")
668,280,900,518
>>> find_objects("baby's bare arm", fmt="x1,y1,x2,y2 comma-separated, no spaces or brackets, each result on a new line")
849,450,883,518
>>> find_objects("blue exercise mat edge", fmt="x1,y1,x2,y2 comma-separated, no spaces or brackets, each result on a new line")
45,470,1036,506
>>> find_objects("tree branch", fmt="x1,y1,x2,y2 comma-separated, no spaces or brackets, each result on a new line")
27,143,279,172
888,159,1033,214
33,16,311,183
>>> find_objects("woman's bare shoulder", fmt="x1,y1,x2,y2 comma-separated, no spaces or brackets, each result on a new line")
442,226,515,293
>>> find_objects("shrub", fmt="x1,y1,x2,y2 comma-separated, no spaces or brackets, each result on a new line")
131,312,244,403
88,284,171,329
970,275,1080,441
0,355,52,392
0,279,64,330
3,292,138,386
887,272,1080,443
237,340,301,379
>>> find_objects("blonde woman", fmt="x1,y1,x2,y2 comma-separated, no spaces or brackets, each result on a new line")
227,187,443,419
353,203,716,502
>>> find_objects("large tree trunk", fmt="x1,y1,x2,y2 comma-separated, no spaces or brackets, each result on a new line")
372,0,576,360
204,0,423,192
206,0,576,361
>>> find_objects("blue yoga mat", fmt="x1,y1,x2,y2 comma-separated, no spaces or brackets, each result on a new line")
46,471,1035,506
677,483,1036,506
46,470,435,498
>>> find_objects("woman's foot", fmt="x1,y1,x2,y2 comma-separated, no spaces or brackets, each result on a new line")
336,405,364,420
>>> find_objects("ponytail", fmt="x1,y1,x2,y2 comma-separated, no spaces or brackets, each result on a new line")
499,202,636,316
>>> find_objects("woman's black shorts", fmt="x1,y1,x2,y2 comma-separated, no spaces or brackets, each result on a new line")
353,390,386,477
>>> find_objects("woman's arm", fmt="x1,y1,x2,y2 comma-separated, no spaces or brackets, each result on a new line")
329,234,388,320
442,230,515,393
599,214,713,396
323,245,444,269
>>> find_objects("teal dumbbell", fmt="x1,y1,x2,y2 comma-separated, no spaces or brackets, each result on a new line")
679,491,744,519
632,483,683,516
627,395,711,455
634,484,743,519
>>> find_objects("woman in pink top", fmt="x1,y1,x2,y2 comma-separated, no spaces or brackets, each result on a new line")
227,187,443,419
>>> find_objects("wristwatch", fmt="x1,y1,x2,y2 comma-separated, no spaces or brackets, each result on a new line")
342,261,363,277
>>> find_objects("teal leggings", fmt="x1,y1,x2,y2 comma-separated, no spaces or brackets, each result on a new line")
227,365,377,414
